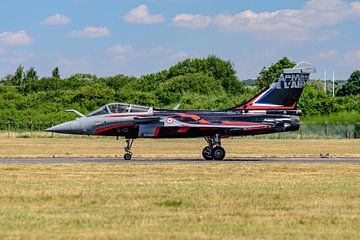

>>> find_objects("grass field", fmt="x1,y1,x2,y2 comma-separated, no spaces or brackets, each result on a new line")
1,163,360,239
0,134,359,158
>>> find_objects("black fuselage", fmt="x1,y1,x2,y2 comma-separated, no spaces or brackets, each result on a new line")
95,109,300,138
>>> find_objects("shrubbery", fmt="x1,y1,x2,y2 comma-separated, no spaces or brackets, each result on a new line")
0,56,359,129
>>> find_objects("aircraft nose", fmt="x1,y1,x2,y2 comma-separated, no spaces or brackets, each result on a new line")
45,120,84,134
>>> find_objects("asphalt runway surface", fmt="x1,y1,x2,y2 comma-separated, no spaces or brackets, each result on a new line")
0,157,360,163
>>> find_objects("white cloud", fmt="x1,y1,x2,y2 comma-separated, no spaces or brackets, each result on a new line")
57,57,90,67
172,14,212,28
0,31,33,45
42,14,71,25
316,49,338,59
352,1,360,10
123,4,164,24
68,26,110,38
173,0,360,41
107,44,134,55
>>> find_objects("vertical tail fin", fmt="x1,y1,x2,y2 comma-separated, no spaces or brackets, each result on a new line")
234,62,316,111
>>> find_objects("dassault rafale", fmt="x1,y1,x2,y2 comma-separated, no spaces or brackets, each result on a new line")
46,62,316,160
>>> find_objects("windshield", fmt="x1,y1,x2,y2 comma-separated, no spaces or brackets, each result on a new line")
130,105,150,113
87,103,151,116
108,103,129,113
88,106,109,116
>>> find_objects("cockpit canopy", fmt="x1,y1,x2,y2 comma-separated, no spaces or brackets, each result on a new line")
87,103,152,117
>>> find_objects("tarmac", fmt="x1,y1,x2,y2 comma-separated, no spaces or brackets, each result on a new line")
0,157,360,163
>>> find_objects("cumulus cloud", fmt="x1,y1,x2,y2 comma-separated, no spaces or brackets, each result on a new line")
107,44,134,55
0,31,33,45
172,14,211,28
352,1,360,10
123,4,164,24
172,0,360,41
68,26,111,38
316,49,338,59
42,14,71,25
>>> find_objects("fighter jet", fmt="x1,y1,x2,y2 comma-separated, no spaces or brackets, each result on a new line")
46,62,315,160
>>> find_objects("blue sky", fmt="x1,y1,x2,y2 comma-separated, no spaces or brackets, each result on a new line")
0,0,360,80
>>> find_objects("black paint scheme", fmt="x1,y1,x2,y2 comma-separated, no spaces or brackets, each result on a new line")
46,62,315,160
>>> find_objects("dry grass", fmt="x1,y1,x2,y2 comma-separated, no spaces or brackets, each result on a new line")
1,163,360,239
0,135,359,158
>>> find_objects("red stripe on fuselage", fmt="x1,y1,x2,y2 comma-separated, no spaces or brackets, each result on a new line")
244,126,271,131
177,127,190,133
154,127,161,137
176,113,201,121
199,119,211,124
95,124,133,135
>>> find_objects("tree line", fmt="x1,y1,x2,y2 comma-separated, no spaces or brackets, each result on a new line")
0,56,359,129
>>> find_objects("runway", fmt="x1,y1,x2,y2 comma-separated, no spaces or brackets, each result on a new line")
0,157,360,163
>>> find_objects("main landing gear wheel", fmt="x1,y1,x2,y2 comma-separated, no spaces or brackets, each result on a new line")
202,147,213,160
124,153,132,160
203,135,226,161
211,146,226,161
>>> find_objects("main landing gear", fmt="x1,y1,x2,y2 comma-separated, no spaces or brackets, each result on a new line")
124,138,134,160
202,135,226,161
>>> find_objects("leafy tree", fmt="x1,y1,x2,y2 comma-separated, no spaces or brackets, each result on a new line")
6,65,25,86
256,57,296,90
167,55,244,94
52,67,60,79
1,74,15,85
25,67,38,81
336,70,360,96
308,80,324,92
1,56,360,128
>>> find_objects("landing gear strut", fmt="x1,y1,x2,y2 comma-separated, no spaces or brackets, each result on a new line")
203,135,226,161
124,138,134,160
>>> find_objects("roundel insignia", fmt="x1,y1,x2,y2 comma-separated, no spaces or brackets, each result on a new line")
166,118,174,124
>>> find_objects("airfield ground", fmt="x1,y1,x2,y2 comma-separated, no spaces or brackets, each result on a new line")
0,162,360,239
0,134,359,158
1,135,360,239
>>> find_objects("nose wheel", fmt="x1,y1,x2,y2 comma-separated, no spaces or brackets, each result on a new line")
123,138,134,160
203,135,226,160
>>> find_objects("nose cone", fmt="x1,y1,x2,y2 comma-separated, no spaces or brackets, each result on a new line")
45,120,84,134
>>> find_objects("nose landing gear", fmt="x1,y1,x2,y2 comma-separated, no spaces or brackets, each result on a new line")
124,138,134,160
203,135,226,161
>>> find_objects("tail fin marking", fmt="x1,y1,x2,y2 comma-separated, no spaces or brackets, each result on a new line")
235,62,315,111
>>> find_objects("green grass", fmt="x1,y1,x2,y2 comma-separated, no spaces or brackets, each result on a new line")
1,163,360,239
